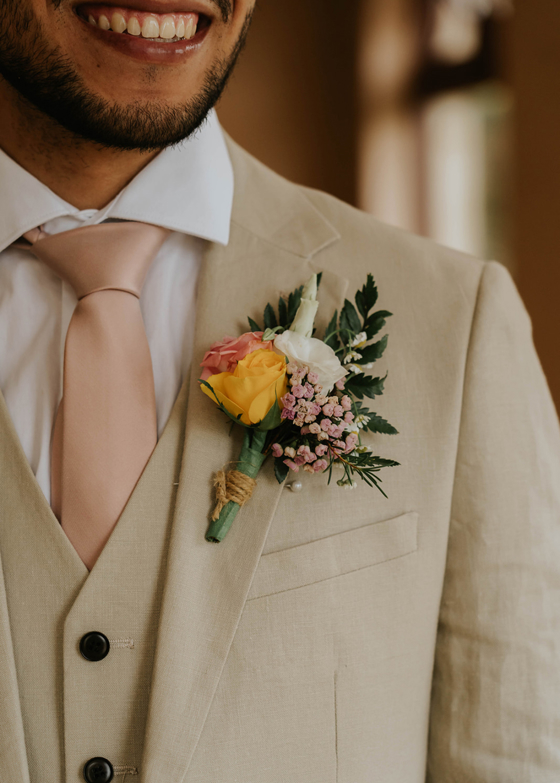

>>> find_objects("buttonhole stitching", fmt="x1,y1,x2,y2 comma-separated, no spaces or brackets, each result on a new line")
108,638,134,649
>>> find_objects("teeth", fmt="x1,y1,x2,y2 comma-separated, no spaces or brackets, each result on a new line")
160,16,176,39
111,12,127,33
127,17,141,36
87,10,198,41
185,18,197,39
142,17,160,38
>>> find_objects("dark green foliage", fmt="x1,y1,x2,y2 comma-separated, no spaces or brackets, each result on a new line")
278,296,288,326
363,413,399,436
345,372,387,400
325,449,399,496
253,284,306,333
274,458,290,484
359,334,388,364
340,299,362,335
258,401,282,431
263,303,278,330
241,271,399,493
324,310,340,352
286,285,304,325
355,274,378,318
364,310,392,339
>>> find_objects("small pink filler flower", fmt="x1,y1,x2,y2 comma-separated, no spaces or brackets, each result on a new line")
200,332,272,381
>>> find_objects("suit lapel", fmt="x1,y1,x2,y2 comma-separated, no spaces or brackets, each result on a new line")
141,142,347,782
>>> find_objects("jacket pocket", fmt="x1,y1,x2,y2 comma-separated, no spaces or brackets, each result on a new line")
247,511,418,600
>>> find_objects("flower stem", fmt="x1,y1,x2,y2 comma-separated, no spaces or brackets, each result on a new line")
205,428,267,543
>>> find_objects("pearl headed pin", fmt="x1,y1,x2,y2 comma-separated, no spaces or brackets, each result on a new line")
288,480,303,493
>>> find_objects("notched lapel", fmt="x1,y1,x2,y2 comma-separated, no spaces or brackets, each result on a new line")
142,155,347,782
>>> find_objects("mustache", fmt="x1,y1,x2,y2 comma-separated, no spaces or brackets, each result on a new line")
211,0,233,23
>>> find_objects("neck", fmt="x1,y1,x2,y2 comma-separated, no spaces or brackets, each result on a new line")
0,80,159,211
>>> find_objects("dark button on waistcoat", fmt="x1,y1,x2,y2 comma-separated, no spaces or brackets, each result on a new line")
79,631,110,662
83,757,114,782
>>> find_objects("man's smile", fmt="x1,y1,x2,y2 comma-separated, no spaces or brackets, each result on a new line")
0,0,251,145
73,2,215,62
78,5,200,41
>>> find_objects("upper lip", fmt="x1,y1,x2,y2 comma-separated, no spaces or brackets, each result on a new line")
73,0,218,17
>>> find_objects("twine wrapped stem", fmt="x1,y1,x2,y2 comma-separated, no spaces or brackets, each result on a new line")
206,429,267,543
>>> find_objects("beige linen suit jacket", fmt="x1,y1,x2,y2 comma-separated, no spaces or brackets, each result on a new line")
1,136,560,783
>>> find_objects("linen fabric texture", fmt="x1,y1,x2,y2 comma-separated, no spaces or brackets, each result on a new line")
0,135,559,782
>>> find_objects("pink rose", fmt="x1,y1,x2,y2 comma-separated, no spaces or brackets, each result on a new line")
200,332,271,381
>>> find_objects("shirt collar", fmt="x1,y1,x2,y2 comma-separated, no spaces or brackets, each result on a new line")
0,108,233,253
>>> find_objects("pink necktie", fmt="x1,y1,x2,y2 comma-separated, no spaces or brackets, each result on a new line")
24,222,169,570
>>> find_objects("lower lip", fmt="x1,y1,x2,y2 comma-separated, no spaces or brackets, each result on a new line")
76,13,210,64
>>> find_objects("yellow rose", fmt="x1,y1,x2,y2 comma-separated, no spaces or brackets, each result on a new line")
202,348,288,426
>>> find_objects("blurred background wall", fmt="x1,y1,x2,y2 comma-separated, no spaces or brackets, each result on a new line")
218,0,560,410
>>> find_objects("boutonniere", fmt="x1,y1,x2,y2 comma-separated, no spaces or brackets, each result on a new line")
200,273,400,542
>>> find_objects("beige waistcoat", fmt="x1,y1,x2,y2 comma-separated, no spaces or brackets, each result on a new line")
0,377,189,782
1,136,560,783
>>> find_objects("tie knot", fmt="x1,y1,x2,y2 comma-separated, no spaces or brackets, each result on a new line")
24,222,169,300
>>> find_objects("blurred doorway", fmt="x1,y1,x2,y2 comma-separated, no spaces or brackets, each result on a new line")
218,0,560,410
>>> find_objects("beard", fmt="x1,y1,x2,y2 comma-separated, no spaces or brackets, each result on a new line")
0,2,252,151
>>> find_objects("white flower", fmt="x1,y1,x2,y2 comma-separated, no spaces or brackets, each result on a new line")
343,350,362,365
274,330,347,392
355,414,371,429
337,478,358,489
351,331,367,348
290,274,319,338
346,364,363,375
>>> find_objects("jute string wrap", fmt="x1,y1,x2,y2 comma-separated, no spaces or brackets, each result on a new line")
212,469,257,521
205,434,267,543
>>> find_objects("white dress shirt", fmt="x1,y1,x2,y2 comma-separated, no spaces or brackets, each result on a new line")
0,109,233,504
